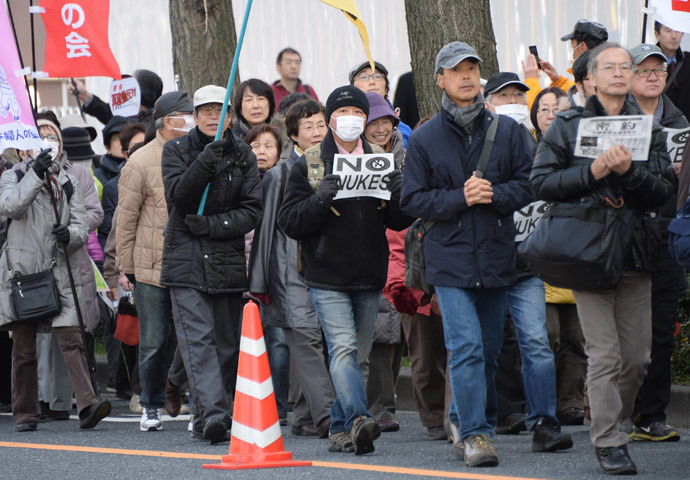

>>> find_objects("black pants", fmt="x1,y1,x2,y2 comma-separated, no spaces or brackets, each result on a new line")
633,259,686,425
495,317,526,421
0,331,12,404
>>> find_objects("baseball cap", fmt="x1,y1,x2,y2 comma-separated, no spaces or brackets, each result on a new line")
154,91,194,120
561,19,608,42
484,72,529,95
348,61,389,84
435,42,482,74
629,44,667,65
193,85,226,108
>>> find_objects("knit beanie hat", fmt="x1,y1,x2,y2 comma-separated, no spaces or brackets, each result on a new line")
325,85,369,123
36,118,63,158
62,126,97,161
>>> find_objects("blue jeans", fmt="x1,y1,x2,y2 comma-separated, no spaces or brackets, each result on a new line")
435,286,507,441
507,276,558,430
135,282,173,408
263,325,289,419
309,288,380,433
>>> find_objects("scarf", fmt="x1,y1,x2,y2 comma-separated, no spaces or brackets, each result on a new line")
441,90,486,135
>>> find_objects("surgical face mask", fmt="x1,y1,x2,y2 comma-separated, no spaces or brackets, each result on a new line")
31,139,60,161
170,114,195,133
332,115,365,142
493,104,530,126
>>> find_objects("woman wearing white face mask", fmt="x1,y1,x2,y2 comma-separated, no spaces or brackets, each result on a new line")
484,72,534,131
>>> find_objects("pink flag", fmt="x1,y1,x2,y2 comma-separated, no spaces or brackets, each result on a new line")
0,3,42,153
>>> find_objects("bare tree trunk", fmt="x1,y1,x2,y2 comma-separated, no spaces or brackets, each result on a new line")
404,0,499,117
169,0,239,96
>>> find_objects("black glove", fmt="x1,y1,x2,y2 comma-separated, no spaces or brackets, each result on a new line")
125,273,136,285
317,174,340,204
386,170,402,194
52,223,70,246
33,149,53,178
184,214,210,236
200,139,227,164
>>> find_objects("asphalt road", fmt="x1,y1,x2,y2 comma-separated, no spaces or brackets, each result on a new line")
1,393,689,480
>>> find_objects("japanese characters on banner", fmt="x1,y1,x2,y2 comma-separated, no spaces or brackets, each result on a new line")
109,77,141,117
332,153,394,201
0,3,42,153
664,127,690,164
41,1,121,79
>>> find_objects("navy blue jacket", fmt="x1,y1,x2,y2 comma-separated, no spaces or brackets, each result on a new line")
400,107,533,288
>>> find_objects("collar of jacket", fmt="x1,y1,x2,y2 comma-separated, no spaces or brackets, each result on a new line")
100,153,124,174
584,95,638,118
441,90,486,134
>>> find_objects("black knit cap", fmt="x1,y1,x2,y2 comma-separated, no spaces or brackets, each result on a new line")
62,127,97,161
325,85,369,124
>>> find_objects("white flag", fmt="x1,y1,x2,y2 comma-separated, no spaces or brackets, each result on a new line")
649,0,690,33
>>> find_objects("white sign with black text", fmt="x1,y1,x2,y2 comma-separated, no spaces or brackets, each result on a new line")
109,77,141,118
332,153,394,201
574,115,653,161
663,127,690,164
514,201,549,242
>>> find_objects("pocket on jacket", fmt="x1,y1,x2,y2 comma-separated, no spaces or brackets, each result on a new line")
4,246,39,275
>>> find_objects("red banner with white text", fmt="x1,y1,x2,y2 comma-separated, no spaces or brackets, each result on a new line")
41,0,121,79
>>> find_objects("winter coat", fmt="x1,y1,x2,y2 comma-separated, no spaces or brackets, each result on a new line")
277,131,413,292
0,162,89,329
382,228,431,316
248,149,319,328
400,107,534,289
59,155,104,332
373,296,401,344
530,95,675,272
98,171,119,249
93,153,124,188
117,131,170,287
662,46,690,122
160,127,263,294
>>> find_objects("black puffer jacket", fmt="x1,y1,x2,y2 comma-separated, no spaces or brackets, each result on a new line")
531,95,675,271
160,127,263,293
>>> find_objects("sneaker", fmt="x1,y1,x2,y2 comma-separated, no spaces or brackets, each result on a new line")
463,434,498,467
140,408,163,432
129,394,143,414
443,419,463,457
595,445,637,475
351,415,380,455
532,417,573,452
328,431,355,453
630,421,681,442
495,412,527,435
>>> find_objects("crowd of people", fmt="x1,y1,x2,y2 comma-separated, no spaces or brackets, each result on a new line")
1,17,689,476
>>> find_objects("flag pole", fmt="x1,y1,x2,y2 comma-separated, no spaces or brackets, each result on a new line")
29,0,39,112
6,0,37,120
70,78,87,120
197,0,254,215
642,0,650,43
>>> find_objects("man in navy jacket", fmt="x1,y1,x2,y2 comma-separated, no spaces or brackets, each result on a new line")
400,42,533,468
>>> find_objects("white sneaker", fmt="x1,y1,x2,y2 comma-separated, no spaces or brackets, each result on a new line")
140,408,163,432
188,415,194,432
129,394,143,414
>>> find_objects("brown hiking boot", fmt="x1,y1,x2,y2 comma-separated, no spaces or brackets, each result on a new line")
464,434,498,467
164,378,182,418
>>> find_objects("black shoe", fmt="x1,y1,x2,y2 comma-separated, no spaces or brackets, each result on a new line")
316,416,331,439
39,401,50,422
495,412,527,435
16,421,37,432
595,445,637,475
532,417,573,452
557,407,585,426
203,418,229,444
115,390,132,401
0,402,11,413
291,423,318,436
427,425,448,441
79,399,111,429
377,418,400,432
49,409,70,421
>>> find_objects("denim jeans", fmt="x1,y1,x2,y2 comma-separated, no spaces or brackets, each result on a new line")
309,288,380,433
263,325,290,419
506,276,558,430
135,282,173,408
435,286,507,442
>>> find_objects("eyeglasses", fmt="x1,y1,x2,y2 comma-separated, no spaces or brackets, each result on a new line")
197,105,223,116
41,135,59,142
299,122,328,133
537,107,560,116
634,66,668,78
598,62,633,74
494,91,527,101
355,73,385,82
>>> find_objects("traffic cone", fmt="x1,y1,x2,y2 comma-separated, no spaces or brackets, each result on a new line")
203,301,311,470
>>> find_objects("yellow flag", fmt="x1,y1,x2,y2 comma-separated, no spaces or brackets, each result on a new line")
320,0,375,71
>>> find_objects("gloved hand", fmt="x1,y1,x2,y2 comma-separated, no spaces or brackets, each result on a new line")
124,273,136,285
184,214,210,236
385,170,402,194
317,174,340,204
33,149,53,178
389,284,419,315
52,223,70,246
200,139,227,164
250,293,270,305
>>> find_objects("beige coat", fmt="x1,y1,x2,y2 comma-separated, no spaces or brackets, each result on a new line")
116,131,169,287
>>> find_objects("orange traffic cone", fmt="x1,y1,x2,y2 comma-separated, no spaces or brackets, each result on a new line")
203,301,311,471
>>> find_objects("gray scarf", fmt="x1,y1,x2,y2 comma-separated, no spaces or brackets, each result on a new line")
441,90,486,135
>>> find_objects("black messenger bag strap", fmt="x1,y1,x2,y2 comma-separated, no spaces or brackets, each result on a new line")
474,112,499,179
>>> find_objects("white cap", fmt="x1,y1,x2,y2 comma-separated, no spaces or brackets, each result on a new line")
193,85,227,108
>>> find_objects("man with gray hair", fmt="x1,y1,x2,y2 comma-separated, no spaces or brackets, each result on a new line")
530,42,675,475
401,41,533,467
117,91,194,433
